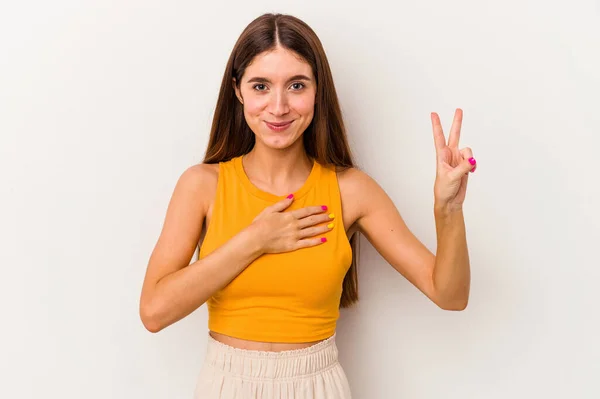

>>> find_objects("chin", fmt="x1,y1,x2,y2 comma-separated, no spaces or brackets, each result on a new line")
262,137,296,150
253,128,295,148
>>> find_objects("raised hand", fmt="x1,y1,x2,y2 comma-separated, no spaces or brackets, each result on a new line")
431,108,476,210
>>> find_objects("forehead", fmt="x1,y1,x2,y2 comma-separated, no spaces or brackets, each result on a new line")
244,47,313,81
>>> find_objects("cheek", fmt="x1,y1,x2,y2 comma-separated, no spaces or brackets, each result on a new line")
243,99,267,116
291,96,315,116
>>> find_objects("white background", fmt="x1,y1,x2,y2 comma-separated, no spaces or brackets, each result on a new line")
2,1,599,398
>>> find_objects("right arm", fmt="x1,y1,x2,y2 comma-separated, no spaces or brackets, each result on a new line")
139,164,332,333
140,163,252,333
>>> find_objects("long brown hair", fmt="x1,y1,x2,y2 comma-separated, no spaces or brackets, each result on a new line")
203,13,359,307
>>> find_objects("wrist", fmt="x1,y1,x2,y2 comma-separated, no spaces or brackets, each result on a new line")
245,220,267,257
434,202,463,218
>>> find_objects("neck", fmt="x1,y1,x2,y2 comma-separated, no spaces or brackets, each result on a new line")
242,141,313,194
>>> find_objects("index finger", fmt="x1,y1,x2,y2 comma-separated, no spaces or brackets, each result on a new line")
291,205,328,219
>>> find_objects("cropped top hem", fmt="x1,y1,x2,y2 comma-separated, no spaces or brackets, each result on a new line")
207,325,337,344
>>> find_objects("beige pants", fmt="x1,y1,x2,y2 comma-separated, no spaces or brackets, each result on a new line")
194,334,352,398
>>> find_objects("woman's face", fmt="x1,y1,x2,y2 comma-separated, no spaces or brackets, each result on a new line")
234,46,317,151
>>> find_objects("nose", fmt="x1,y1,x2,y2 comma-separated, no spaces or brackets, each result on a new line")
268,91,290,116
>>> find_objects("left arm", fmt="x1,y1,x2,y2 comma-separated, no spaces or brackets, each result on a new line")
348,171,470,310
347,108,475,310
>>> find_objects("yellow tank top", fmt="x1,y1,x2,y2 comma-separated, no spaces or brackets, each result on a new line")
199,155,352,343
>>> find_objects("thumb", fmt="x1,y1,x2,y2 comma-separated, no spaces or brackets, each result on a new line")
451,150,476,180
270,193,295,212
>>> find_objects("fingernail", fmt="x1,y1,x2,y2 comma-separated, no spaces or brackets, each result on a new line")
321,205,328,211
327,223,334,229
471,167,476,173
468,157,476,165
287,194,294,199
328,213,335,219
321,237,327,243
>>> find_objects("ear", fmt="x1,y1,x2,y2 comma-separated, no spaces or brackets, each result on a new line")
232,78,243,105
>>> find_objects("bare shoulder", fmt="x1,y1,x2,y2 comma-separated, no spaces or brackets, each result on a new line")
185,163,220,244
336,165,375,191
165,163,218,219
335,166,380,234
183,162,219,202
336,165,383,203
184,162,219,187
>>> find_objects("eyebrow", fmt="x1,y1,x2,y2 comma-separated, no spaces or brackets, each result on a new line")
246,74,312,84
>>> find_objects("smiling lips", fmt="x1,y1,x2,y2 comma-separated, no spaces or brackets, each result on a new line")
265,120,293,131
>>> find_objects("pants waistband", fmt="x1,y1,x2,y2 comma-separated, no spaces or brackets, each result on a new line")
204,334,339,380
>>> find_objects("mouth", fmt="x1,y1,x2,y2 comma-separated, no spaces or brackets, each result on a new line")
265,120,294,131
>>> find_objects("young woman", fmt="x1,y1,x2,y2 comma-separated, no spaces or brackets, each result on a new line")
139,13,475,399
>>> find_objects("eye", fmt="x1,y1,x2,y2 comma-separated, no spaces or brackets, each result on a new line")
252,84,267,91
291,82,305,90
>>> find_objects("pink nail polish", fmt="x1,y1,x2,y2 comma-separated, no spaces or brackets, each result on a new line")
321,237,327,243
468,157,476,165
471,167,476,172
287,194,294,199
321,205,328,211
